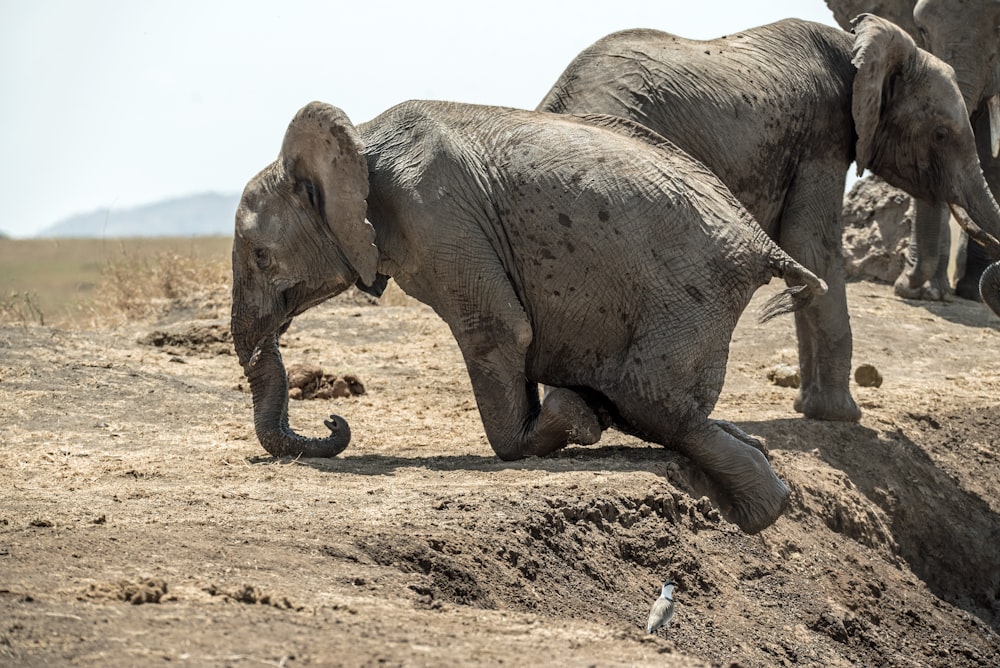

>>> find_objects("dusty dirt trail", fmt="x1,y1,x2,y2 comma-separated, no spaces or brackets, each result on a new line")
2,280,999,667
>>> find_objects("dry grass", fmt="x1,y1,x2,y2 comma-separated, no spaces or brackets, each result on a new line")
0,236,415,329
0,237,233,328
0,291,46,326
98,247,231,324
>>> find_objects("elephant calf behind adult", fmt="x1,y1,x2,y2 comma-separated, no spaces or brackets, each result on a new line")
537,14,1000,422
231,100,829,534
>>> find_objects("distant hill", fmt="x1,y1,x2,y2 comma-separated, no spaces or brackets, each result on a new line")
38,192,240,238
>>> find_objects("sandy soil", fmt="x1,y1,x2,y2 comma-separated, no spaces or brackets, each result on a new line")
2,279,999,667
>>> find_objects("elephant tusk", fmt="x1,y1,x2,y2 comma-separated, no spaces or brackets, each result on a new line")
990,94,1000,159
949,204,1000,261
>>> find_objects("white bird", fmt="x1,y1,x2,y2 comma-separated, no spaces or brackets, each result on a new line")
646,580,677,634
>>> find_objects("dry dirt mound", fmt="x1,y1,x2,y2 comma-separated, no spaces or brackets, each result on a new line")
138,318,233,356
1,281,999,666
286,363,366,400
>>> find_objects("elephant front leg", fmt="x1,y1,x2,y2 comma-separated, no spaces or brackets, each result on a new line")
680,420,789,534
894,199,951,300
443,265,602,461
461,347,602,461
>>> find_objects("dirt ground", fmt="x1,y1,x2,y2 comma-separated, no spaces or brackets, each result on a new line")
2,278,999,667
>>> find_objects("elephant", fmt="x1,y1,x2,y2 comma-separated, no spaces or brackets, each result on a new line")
537,14,1000,425
825,0,1000,305
231,99,831,534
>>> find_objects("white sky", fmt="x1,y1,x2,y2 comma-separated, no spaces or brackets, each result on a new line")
0,1,838,238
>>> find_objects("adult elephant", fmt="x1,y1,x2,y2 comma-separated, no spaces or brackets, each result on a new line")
538,14,1000,424
826,0,1000,303
231,100,830,533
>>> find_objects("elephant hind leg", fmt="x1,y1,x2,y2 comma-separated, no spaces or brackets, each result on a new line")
680,420,789,534
777,162,859,422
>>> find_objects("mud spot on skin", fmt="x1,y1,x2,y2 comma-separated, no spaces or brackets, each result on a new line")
558,213,573,228
598,210,610,222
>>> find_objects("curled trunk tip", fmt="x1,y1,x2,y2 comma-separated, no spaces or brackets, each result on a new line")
244,336,352,458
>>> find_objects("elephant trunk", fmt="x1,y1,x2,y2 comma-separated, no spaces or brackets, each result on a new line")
981,262,1000,318
958,163,1000,242
239,332,351,459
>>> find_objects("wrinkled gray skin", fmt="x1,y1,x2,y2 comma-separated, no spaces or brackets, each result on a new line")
538,15,1000,423
231,99,831,534
826,0,1000,310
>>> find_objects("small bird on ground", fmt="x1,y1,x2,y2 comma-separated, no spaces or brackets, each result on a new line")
646,580,677,634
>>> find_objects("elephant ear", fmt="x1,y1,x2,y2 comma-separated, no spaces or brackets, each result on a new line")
279,101,379,285
851,14,918,176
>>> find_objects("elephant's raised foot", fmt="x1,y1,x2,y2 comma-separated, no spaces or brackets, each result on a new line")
793,387,861,422
717,420,768,455
724,474,790,535
683,422,790,534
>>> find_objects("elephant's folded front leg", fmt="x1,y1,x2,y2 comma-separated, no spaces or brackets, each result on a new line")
534,387,602,447
473,379,603,460
681,421,790,534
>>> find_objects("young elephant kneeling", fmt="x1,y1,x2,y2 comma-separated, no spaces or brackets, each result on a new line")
230,100,828,534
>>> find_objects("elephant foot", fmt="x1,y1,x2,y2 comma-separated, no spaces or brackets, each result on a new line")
893,273,946,301
683,422,790,534
717,420,768,455
793,386,861,422
955,273,984,302
538,387,602,446
725,470,790,535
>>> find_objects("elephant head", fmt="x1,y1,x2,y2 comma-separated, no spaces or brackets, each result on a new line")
825,0,920,34
230,102,379,458
851,14,1000,266
913,0,1000,155
829,0,1000,155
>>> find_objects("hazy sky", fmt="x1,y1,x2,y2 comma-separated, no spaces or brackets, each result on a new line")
1,1,838,238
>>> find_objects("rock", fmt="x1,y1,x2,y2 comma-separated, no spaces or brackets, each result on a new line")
854,363,883,388
286,363,366,400
767,364,800,388
841,175,913,284
286,363,324,391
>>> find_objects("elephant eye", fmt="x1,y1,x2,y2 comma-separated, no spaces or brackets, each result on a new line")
300,180,318,208
253,247,272,270
932,126,951,144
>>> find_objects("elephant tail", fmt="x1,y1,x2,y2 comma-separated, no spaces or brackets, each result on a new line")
758,258,829,324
